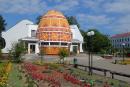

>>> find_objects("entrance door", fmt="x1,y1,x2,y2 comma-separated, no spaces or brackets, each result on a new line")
73,46,78,53
30,45,35,53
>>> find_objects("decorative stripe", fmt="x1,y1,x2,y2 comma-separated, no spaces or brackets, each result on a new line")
38,26,70,29
36,31,72,34
43,15,65,19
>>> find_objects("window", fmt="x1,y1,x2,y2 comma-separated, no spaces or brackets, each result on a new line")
31,30,36,37
120,39,121,42
41,42,49,45
122,38,124,42
61,43,67,46
50,42,59,45
125,38,127,41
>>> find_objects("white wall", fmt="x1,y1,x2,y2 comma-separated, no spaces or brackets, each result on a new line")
27,25,38,37
70,25,83,52
70,25,83,42
2,20,33,53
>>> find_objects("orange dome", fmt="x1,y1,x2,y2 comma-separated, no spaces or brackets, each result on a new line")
36,10,72,42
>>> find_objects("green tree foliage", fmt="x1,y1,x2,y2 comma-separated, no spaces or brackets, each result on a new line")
36,15,42,24
0,15,6,36
0,15,6,50
66,16,80,28
87,29,111,52
0,37,6,49
83,29,111,53
9,42,26,63
58,48,69,63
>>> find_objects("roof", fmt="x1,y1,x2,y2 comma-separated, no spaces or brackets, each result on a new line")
20,37,39,41
111,32,130,38
3,19,33,32
70,25,83,42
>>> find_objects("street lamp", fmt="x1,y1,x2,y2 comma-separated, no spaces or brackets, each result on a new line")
122,43,125,62
87,31,95,75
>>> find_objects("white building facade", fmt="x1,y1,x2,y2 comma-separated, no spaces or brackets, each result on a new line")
111,32,130,49
2,20,83,54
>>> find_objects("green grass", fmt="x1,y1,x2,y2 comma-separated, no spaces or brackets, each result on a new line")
7,63,25,87
0,62,4,67
70,68,130,87
0,62,5,71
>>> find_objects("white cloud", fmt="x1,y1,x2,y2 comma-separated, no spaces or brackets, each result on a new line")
48,0,62,3
53,0,79,11
104,0,130,13
81,0,106,12
0,0,47,14
112,15,130,33
77,13,112,26
0,0,79,14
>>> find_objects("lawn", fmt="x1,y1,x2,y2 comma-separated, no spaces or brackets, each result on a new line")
0,62,5,70
7,63,25,87
70,68,130,87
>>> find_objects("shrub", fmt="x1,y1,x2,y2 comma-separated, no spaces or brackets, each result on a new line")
9,42,26,63
0,49,2,58
48,63,59,69
58,48,69,64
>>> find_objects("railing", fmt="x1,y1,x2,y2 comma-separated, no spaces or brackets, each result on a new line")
75,64,130,79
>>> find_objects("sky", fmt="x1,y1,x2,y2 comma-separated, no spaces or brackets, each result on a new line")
0,0,130,35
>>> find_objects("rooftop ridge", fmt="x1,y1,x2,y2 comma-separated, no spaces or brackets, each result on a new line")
111,32,130,38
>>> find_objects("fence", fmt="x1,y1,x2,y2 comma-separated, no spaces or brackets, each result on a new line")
75,64,130,80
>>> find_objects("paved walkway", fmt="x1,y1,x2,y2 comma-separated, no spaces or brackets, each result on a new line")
67,54,130,83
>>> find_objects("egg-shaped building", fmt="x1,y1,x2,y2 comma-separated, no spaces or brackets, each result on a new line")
36,10,72,55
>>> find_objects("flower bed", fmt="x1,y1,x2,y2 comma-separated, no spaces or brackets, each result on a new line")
23,62,62,87
23,62,97,87
21,62,130,87
0,62,12,86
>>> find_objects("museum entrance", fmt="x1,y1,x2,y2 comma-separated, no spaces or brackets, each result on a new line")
30,45,35,53
73,46,78,53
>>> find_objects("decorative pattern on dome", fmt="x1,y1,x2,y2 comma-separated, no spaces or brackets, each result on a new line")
37,10,72,42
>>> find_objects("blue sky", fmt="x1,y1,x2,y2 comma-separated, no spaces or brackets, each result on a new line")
0,0,130,35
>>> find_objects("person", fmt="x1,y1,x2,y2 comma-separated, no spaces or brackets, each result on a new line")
73,58,77,68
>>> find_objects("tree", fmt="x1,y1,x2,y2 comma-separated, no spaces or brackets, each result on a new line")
0,15,6,37
36,15,42,24
0,37,6,49
58,48,69,64
9,42,26,63
85,29,111,53
0,15,6,53
66,16,80,28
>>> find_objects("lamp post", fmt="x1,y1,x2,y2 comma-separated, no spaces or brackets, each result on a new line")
87,31,95,75
122,43,125,62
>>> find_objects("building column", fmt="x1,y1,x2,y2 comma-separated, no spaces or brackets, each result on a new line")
70,43,73,52
80,43,83,52
35,43,39,54
28,43,30,54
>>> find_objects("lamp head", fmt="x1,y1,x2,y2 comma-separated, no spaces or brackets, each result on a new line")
87,32,91,36
122,43,125,46
90,31,95,35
